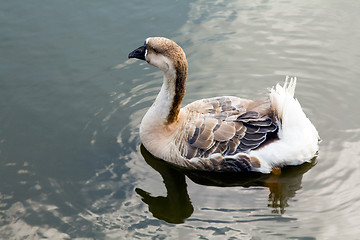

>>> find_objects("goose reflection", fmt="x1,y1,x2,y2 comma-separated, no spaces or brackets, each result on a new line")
135,145,194,224
136,145,315,223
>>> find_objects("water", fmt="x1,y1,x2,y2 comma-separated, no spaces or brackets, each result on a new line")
1,0,360,239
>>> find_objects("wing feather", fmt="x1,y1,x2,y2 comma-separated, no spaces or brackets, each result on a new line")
184,96,278,165
213,122,236,141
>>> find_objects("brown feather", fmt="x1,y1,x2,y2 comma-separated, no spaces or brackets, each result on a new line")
186,146,197,159
192,133,214,149
228,140,237,154
184,96,279,161
213,122,236,141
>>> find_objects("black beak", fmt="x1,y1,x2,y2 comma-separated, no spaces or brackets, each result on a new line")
128,44,146,61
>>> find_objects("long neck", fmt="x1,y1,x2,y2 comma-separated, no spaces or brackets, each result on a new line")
139,50,188,159
154,63,187,125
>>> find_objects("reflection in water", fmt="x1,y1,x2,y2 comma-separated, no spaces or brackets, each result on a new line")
136,145,194,224
137,145,315,223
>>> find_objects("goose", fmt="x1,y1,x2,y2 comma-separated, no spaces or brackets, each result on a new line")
128,37,319,173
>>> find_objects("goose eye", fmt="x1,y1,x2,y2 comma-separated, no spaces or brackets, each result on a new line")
153,48,160,54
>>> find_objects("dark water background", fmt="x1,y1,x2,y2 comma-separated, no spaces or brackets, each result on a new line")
1,0,360,239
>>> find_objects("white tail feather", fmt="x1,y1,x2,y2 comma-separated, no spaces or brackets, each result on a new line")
270,76,297,124
251,76,319,173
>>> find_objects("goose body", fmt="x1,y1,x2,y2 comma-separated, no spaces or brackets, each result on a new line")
129,37,319,173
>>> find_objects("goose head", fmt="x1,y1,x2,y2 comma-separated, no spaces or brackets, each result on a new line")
129,37,188,125
128,37,187,77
